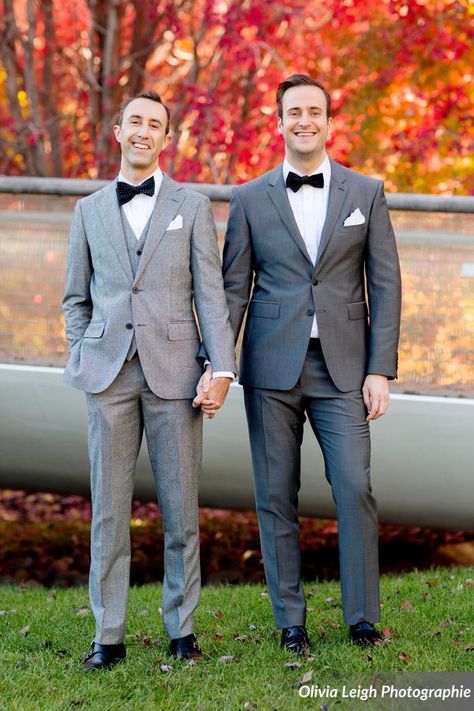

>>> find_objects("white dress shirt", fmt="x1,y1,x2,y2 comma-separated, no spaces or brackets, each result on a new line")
117,168,233,381
117,167,163,239
283,155,331,338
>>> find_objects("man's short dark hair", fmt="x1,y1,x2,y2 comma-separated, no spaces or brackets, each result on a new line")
117,91,171,134
277,74,331,119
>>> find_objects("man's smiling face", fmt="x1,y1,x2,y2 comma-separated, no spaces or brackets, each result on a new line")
278,85,332,164
113,97,170,179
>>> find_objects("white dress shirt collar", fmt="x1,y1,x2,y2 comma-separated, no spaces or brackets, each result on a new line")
117,166,163,196
283,155,331,185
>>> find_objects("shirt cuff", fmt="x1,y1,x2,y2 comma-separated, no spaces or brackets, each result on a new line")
212,371,235,380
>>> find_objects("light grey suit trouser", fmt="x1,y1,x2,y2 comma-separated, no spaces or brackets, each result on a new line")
86,355,202,644
244,341,379,628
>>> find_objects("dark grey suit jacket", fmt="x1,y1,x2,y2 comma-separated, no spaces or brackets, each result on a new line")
63,175,236,398
223,160,401,392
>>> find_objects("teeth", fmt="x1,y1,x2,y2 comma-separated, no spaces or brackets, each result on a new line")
133,143,149,149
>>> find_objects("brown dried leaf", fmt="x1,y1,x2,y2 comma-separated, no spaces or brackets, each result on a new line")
213,610,224,620
160,664,173,673
20,625,30,637
233,634,248,641
401,600,415,612
301,670,313,684
398,651,411,663
218,655,236,664
75,607,90,617
212,633,224,641
0,610,8,617
284,661,302,669
382,626,393,640
243,703,258,710
464,645,474,652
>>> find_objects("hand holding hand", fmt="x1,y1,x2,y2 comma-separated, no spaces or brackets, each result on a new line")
362,374,390,421
200,377,232,420
192,365,212,409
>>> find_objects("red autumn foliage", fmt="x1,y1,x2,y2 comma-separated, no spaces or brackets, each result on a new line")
0,490,471,587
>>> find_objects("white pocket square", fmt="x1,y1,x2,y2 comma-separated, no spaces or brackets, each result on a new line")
343,208,365,227
167,215,183,230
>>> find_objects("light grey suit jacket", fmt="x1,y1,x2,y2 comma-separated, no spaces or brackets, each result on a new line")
223,160,401,392
63,175,236,398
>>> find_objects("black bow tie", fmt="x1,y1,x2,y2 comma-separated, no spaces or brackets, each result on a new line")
286,171,324,192
116,176,155,206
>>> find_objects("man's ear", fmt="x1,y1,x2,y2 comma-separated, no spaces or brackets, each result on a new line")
163,131,173,149
327,116,333,137
277,117,283,136
113,124,121,143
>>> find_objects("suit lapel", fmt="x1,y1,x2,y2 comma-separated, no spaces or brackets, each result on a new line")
133,174,185,284
316,160,348,264
95,182,134,282
267,165,312,264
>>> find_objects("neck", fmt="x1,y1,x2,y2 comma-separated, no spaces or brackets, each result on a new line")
286,151,327,175
120,164,157,185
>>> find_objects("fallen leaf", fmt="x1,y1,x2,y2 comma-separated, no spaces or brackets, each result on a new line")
307,654,318,661
213,610,224,620
422,591,430,599
464,645,474,652
160,664,173,673
69,701,85,708
366,654,373,662
382,626,393,640
260,592,268,598
442,619,454,628
243,703,257,710
465,578,473,587
48,591,57,601
249,624,257,631
284,661,302,669
20,625,30,637
0,610,8,616
401,600,415,612
212,633,224,641
218,655,235,664
75,607,90,617
398,652,411,663
300,670,313,684
233,634,248,641
137,609,149,617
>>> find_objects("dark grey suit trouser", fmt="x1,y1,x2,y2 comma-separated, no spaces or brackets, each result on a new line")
86,355,202,644
244,341,379,628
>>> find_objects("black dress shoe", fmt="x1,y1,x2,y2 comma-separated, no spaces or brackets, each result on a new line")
82,641,126,670
170,633,202,660
280,625,309,655
349,621,383,645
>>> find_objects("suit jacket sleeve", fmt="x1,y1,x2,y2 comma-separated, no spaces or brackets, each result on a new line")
62,200,93,348
222,189,254,341
365,180,402,378
191,196,237,374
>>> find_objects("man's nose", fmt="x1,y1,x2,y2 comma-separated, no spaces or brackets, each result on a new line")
137,123,150,137
298,112,312,126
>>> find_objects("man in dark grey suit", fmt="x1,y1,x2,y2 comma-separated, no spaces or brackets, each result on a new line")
219,75,401,653
63,91,236,668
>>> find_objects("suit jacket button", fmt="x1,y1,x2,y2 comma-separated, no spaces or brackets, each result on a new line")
136,249,142,256
126,323,133,329
132,287,139,294
312,278,319,286
307,309,314,316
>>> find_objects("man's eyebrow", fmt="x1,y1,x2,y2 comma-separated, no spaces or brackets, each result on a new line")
127,113,162,124
286,105,324,112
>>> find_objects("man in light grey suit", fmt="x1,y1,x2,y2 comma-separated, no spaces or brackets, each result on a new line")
63,91,236,668
219,75,401,653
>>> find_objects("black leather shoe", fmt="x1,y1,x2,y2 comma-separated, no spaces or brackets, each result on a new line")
280,625,309,655
170,633,202,660
349,621,383,645
82,641,126,670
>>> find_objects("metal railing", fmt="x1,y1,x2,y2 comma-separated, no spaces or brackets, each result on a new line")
0,176,473,212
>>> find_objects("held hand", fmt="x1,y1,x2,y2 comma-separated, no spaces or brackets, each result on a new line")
200,377,232,420
192,365,212,408
362,374,390,422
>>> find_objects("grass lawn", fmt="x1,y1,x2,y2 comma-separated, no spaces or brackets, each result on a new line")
0,569,472,710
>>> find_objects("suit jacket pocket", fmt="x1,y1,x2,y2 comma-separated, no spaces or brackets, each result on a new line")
83,320,106,338
249,300,280,318
347,301,368,320
168,320,199,341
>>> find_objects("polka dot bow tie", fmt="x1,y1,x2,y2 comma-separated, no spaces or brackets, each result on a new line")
116,176,155,206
